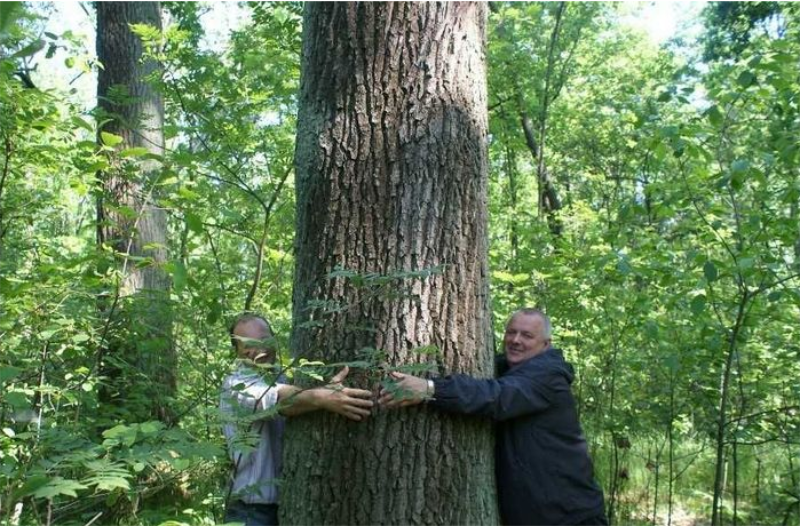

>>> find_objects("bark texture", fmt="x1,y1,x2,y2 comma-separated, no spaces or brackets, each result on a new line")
282,3,496,524
96,2,174,422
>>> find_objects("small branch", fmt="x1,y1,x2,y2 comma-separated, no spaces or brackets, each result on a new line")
244,166,292,311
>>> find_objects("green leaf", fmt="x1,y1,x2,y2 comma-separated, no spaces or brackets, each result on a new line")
736,70,756,88
3,391,29,408
71,333,90,344
9,39,45,60
703,261,718,282
690,294,706,315
185,212,204,234
206,300,222,324
102,424,137,446
120,147,150,158
767,290,783,302
0,2,24,34
707,105,723,127
737,257,755,271
177,187,201,200
95,477,130,492
731,159,749,173
0,366,21,383
84,459,132,487
16,476,49,500
140,421,164,435
71,116,94,132
29,477,87,499
100,131,124,147
39,329,58,340
172,260,188,292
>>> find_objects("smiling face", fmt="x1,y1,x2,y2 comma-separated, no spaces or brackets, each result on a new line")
233,318,276,364
503,312,552,367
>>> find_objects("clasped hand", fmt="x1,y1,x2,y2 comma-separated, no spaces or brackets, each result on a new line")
318,368,429,420
317,366,374,421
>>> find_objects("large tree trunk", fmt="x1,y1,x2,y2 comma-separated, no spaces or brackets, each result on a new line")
96,1,174,423
282,3,496,524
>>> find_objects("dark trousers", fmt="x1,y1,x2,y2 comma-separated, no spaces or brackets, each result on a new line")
574,513,610,526
224,500,279,526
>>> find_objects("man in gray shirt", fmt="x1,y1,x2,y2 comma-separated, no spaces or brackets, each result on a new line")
221,314,374,525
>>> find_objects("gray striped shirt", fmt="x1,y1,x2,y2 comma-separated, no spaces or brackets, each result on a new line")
220,364,286,504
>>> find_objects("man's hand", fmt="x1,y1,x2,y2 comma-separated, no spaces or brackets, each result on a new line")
314,366,374,421
378,372,428,409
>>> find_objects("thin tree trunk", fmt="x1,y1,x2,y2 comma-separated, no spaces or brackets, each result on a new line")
668,372,676,526
504,140,519,263
95,1,173,423
283,3,496,524
520,113,562,236
652,440,660,526
711,293,749,526
0,136,12,256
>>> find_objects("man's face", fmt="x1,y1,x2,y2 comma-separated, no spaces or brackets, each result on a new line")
233,319,276,364
503,313,551,367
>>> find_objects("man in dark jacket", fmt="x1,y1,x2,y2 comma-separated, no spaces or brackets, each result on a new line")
379,308,607,526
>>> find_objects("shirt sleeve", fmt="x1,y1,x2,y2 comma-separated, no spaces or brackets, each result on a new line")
429,368,561,421
220,371,287,464
222,374,284,413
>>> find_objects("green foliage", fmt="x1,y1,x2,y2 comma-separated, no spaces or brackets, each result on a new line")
2,2,799,525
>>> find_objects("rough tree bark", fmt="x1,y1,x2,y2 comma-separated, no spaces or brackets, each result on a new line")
95,2,174,423
282,3,496,524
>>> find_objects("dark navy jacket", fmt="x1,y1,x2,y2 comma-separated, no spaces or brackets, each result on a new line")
430,348,605,525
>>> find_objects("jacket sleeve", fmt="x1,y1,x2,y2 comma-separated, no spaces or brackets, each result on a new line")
429,368,558,421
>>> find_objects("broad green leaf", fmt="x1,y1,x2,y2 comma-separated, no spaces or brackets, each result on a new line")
707,105,723,127
100,131,124,147
703,261,718,282
140,421,164,435
0,366,21,383
120,147,150,158
185,212,204,234
30,477,87,499
71,115,94,132
690,294,706,315
9,39,45,59
172,260,188,292
3,391,28,408
102,424,137,446
731,159,749,173
207,300,222,324
736,70,756,88
16,476,49,500
71,333,90,344
737,258,755,271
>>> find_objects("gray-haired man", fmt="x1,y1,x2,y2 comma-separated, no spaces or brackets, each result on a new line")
380,309,607,526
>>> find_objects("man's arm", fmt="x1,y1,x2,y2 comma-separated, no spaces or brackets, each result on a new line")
278,366,374,421
379,369,556,421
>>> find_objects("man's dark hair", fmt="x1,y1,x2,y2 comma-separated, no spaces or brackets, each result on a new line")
229,313,273,350
511,308,552,339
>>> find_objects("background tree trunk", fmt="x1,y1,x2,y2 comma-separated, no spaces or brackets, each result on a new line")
96,1,174,423
282,3,496,524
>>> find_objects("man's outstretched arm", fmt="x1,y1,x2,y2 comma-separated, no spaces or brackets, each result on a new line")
278,366,374,421
379,370,555,421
